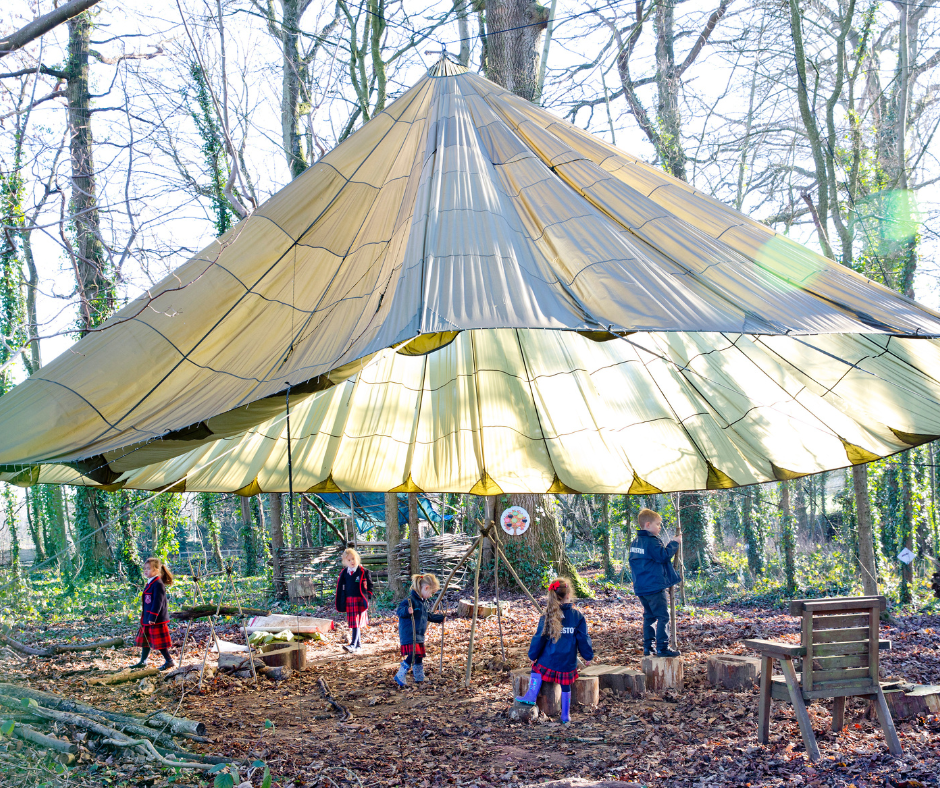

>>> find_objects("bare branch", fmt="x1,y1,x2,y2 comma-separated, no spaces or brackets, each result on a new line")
0,0,101,58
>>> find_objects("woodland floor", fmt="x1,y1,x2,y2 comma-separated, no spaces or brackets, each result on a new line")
1,577,938,788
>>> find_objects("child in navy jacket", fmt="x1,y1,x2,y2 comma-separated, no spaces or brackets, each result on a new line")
628,508,682,657
131,557,175,671
515,577,593,724
395,573,445,686
335,548,374,653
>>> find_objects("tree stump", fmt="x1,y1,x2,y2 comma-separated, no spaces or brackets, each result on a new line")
882,684,940,720
641,656,683,692
706,654,760,690
573,675,599,707
260,642,307,671
511,668,561,717
580,664,646,697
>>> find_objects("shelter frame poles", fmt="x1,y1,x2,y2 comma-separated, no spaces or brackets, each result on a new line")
464,532,484,687
286,385,295,536
493,530,506,661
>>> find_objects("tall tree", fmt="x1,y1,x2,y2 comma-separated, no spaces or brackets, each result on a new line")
780,481,797,594
268,492,286,598
385,492,403,600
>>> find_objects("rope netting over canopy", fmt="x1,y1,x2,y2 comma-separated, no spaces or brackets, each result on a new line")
2,59,940,494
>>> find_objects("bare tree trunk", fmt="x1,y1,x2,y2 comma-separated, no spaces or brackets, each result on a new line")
900,451,913,603
385,493,402,600
600,494,612,579
267,493,286,598
408,492,419,576
482,0,549,101
853,464,878,596
780,481,796,594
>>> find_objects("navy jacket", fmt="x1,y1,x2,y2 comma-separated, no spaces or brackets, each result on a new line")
396,590,444,645
141,577,169,625
629,529,681,596
335,565,374,613
528,603,594,673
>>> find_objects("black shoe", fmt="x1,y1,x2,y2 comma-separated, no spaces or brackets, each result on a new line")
658,648,681,658
158,660,175,671
130,660,148,669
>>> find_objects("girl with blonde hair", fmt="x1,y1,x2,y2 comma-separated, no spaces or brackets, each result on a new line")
131,557,175,671
335,547,374,653
394,573,445,687
515,577,593,724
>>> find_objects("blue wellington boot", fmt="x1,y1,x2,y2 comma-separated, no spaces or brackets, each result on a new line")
394,660,409,687
560,691,571,724
515,672,542,705
413,662,426,683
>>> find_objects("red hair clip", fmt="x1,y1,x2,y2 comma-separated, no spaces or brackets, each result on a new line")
549,580,562,592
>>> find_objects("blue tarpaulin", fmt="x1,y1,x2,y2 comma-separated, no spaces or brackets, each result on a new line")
314,493,452,534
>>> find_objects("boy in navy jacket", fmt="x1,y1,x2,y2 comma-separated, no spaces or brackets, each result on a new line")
628,508,682,657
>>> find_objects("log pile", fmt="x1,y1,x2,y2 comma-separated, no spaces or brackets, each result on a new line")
0,683,225,769
457,599,511,619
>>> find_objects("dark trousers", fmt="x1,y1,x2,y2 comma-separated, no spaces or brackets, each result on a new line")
639,590,670,652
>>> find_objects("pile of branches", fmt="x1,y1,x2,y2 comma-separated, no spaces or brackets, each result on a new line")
0,683,228,770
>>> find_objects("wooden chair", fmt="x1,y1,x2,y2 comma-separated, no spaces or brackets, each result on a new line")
744,595,902,761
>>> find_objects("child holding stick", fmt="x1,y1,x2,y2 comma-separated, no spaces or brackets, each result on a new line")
395,573,445,687
515,577,593,724
131,557,175,671
335,548,374,653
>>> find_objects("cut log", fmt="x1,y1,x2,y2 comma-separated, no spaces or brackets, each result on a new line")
707,654,761,690
882,684,940,720
0,718,76,755
579,664,646,697
510,668,562,717
85,667,158,685
245,614,335,635
218,654,264,672
147,711,207,737
458,599,511,619
641,656,684,692
260,642,307,671
507,700,539,723
0,629,124,657
170,605,269,621
573,675,599,707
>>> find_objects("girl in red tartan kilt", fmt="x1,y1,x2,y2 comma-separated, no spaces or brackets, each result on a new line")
394,573,445,687
515,577,593,724
132,557,175,671
335,548,374,653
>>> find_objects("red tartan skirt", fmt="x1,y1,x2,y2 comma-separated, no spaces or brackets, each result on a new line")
532,662,578,685
345,595,368,628
400,642,426,657
135,621,172,650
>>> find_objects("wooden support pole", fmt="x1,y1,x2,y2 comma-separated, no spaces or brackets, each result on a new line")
494,536,506,661
464,536,484,687
431,536,481,612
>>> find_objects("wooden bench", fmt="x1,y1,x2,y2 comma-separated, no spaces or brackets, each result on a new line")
744,595,901,761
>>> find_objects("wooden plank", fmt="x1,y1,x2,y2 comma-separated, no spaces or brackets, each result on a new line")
868,607,880,687
812,613,870,630
802,611,813,691
742,638,804,658
803,683,877,699
812,666,871,683
758,656,772,744
790,596,885,615
832,696,846,731
780,658,820,761
812,654,869,671
813,627,870,644
813,640,869,656
873,684,903,756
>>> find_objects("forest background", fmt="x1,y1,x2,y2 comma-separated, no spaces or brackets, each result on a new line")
1,0,940,623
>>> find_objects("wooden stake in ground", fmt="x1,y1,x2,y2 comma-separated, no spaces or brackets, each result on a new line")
464,534,485,687
493,536,506,661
